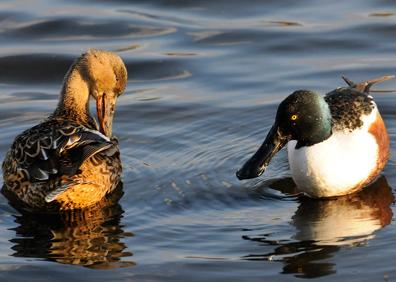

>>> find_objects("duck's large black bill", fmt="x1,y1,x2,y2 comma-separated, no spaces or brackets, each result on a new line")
236,124,288,180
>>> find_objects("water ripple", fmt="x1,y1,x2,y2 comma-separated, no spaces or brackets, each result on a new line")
1,0,396,280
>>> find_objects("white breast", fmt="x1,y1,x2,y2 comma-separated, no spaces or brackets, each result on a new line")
287,108,379,197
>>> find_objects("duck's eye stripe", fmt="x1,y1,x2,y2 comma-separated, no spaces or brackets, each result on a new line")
291,114,298,120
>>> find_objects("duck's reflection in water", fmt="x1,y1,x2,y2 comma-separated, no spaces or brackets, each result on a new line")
7,184,135,269
243,176,394,278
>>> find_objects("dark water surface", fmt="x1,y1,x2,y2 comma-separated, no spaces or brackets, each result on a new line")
1,0,396,281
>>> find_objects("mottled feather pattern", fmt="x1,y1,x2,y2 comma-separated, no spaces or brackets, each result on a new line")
2,118,121,211
325,87,375,132
1,50,127,212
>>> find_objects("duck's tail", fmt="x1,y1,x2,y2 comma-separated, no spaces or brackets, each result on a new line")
342,75,395,94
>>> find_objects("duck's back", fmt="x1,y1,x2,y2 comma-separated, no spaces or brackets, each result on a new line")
2,118,122,211
287,87,389,197
325,87,376,131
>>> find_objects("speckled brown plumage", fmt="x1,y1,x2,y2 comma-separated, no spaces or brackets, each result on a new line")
2,119,122,211
2,49,127,212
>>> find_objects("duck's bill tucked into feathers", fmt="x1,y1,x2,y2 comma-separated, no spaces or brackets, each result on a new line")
2,49,127,211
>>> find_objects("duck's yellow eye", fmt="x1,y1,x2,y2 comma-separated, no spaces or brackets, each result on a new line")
291,114,298,121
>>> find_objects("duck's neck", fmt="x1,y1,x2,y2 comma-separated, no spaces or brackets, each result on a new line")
52,66,93,126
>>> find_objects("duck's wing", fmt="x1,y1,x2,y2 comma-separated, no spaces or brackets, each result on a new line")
3,119,116,183
324,85,375,132
323,75,394,132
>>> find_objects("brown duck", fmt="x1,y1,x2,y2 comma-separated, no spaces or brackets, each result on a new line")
2,49,127,211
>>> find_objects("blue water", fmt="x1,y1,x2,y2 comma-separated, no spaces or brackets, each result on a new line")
0,0,396,281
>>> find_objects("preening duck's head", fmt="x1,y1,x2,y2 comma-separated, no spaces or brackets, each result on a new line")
236,90,332,180
80,49,127,137
57,49,128,137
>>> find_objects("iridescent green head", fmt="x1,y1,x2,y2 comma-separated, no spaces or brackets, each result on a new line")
276,90,332,148
237,90,332,180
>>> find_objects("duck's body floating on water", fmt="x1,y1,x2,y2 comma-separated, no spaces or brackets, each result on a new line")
237,75,393,198
2,49,127,211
